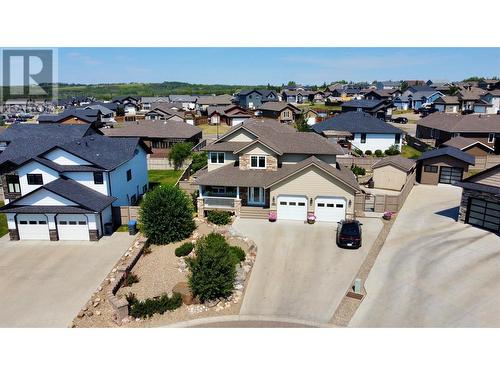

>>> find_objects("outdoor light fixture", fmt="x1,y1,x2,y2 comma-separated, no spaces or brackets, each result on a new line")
272,196,276,206
310,197,313,206
348,199,352,207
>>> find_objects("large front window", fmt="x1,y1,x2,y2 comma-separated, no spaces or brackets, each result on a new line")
6,175,20,193
210,152,225,164
250,155,266,169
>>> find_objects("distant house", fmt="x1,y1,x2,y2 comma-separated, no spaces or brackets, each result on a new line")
363,89,401,101
312,112,403,153
375,81,401,90
281,89,315,104
340,99,394,119
258,102,301,123
433,96,460,113
401,89,443,110
416,147,474,185
456,87,488,112
440,136,495,156
456,163,500,234
196,95,234,111
478,79,500,91
480,90,500,114
169,95,198,110
38,108,103,126
207,105,251,126
144,103,192,124
303,109,319,125
141,96,169,110
235,89,279,109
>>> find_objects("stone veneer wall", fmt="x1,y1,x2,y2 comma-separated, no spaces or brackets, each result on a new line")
89,229,100,241
459,188,500,224
1,173,21,201
239,155,277,172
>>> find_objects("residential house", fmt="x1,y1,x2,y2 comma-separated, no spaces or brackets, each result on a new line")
324,83,345,93
372,156,416,191
82,104,116,124
258,102,301,123
480,90,500,114
281,89,315,104
456,87,488,112
416,112,500,153
207,105,251,126
196,95,234,112
102,120,202,158
0,124,150,241
312,112,403,153
327,88,364,102
416,147,474,185
403,80,426,87
440,136,495,156
457,163,500,234
144,103,193,124
400,89,443,110
363,89,401,101
340,99,394,119
194,118,362,223
38,108,103,126
375,81,401,90
433,96,460,113
141,97,170,110
478,79,500,91
169,95,198,110
303,109,319,125
235,89,279,109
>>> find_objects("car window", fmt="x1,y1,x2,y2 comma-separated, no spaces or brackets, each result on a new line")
341,223,360,236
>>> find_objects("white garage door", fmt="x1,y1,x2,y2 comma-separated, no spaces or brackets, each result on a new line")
315,197,346,222
231,118,246,126
17,214,50,240
277,195,307,221
57,214,90,241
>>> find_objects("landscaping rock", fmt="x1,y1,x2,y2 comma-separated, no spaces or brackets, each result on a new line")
172,281,195,305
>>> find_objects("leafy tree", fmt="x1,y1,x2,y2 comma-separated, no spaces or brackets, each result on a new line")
287,81,297,87
169,142,193,170
384,144,401,156
400,81,409,91
116,105,125,117
295,114,310,132
140,185,195,245
191,151,207,173
187,233,237,302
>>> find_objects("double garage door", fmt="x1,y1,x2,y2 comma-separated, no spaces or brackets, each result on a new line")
16,214,90,241
276,195,346,222
466,198,500,233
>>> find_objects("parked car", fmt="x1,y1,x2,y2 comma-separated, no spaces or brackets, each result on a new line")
418,107,438,117
392,117,408,124
461,109,474,115
336,220,363,249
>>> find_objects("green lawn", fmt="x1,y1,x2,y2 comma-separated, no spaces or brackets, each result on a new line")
298,103,341,112
0,201,7,238
198,124,231,136
401,145,422,159
148,170,184,187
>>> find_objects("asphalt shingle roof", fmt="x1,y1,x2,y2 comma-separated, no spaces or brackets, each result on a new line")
102,120,202,140
441,136,494,151
312,112,403,135
417,112,500,133
418,147,475,165
372,155,416,172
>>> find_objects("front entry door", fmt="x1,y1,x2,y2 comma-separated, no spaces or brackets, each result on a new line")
248,187,265,205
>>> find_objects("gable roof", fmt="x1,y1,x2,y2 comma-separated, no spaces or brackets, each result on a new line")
169,95,198,103
341,99,392,110
417,147,475,165
258,101,301,113
441,136,495,152
417,112,500,133
372,155,416,172
38,108,101,124
434,96,459,105
102,120,202,140
312,112,403,134
196,94,233,106
463,163,500,183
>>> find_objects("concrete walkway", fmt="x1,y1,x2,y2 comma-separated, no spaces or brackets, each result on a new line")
0,233,135,327
233,217,383,323
350,184,500,327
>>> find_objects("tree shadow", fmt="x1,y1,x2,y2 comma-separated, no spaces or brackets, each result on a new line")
434,206,459,220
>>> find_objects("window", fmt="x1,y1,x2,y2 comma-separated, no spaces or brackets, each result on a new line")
317,203,325,207
250,155,266,169
289,202,297,206
395,133,401,144
360,133,367,144
327,203,334,208
424,165,438,173
38,221,47,225
19,221,27,225
279,201,287,206
210,152,225,164
212,186,225,194
29,221,37,225
488,133,495,143
27,174,43,185
69,221,77,225
298,202,306,206
6,175,20,193
59,221,67,225
336,204,344,208
78,221,86,225
453,133,460,138
126,169,132,181
93,172,104,185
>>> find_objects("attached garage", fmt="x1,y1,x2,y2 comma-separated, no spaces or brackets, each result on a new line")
466,198,500,233
16,214,49,240
57,214,90,241
277,195,307,221
314,197,346,222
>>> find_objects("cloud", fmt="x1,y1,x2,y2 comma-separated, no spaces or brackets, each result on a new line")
66,52,102,66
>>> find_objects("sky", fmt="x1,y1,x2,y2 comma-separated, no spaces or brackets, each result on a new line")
54,48,500,85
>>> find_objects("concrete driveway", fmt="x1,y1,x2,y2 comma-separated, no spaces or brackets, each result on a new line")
350,184,500,327
232,217,383,323
0,233,135,327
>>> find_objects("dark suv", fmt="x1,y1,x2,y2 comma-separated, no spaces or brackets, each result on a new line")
336,220,363,249
392,117,408,124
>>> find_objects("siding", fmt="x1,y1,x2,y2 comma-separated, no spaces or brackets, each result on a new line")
44,149,91,165
469,167,500,187
18,161,59,195
373,165,407,191
223,129,256,142
352,133,402,153
62,171,109,195
207,152,236,172
419,155,470,185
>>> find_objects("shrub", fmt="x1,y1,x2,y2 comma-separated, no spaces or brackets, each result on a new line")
351,165,366,176
207,210,232,225
385,144,401,156
229,246,246,265
128,292,182,319
175,242,194,257
374,149,384,157
353,148,363,156
169,142,193,170
364,150,372,156
124,272,139,286
191,151,208,173
140,185,196,245
187,233,236,303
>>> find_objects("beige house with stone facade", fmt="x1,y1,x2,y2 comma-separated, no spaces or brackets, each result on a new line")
194,118,363,222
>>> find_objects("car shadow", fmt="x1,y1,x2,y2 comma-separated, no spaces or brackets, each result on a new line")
434,206,459,220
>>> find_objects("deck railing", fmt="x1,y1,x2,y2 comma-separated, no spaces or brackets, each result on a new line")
204,196,235,208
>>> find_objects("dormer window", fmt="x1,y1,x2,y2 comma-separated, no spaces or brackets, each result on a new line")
250,155,266,169
210,152,225,164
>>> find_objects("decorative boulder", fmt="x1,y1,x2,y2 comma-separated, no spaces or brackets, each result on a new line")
172,281,195,305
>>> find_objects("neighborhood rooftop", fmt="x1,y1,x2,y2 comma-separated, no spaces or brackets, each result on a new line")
312,112,403,134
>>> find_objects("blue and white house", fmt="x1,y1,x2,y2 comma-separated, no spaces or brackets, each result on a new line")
398,89,444,110
0,124,149,241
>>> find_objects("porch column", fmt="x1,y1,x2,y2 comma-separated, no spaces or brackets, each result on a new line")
236,186,240,199
198,185,204,198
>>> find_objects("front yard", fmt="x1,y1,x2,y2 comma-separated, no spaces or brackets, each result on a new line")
0,201,7,238
197,123,231,136
148,170,183,187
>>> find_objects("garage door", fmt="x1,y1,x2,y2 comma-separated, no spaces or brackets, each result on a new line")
57,214,90,241
315,197,346,222
439,166,463,184
17,214,50,240
277,195,307,221
466,198,500,233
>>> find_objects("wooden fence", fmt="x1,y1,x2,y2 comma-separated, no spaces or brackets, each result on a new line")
406,135,435,152
471,154,500,170
337,156,379,172
147,156,190,170
112,206,140,227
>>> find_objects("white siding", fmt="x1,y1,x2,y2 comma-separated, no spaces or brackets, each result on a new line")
62,171,110,195
14,189,76,206
207,152,236,172
352,133,402,153
44,148,91,165
18,161,60,195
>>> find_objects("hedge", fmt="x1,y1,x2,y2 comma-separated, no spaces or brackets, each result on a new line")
175,242,194,257
127,292,182,319
207,210,232,225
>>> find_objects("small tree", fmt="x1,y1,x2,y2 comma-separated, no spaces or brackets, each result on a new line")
295,114,310,132
191,151,207,173
187,233,236,302
116,105,125,117
169,142,193,170
140,186,195,245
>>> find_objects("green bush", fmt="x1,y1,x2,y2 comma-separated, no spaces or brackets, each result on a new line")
124,272,139,286
351,165,366,176
175,242,194,257
191,151,208,173
127,292,182,319
364,150,372,156
229,246,246,265
353,148,363,156
187,233,236,303
385,144,401,156
207,210,232,225
374,149,384,157
140,185,196,245
169,142,193,170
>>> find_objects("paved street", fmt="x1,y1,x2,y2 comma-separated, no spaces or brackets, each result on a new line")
350,184,500,327
233,217,383,323
0,233,135,327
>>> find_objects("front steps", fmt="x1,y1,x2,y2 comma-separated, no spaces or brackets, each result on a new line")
240,206,270,220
